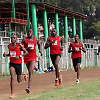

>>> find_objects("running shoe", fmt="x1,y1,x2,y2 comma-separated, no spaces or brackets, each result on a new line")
23,71,28,81
9,94,15,98
55,79,59,86
59,75,62,85
25,87,30,93
34,66,38,71
76,79,79,84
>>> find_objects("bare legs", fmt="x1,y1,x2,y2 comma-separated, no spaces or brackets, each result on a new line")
74,63,80,81
53,56,60,79
10,67,25,94
26,61,36,88
10,67,15,94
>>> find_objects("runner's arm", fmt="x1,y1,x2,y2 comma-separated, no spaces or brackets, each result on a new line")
19,43,28,56
37,39,42,56
68,43,75,53
3,45,10,57
97,46,100,55
80,43,86,53
60,36,63,51
44,37,54,49
21,37,31,50
21,38,26,45
14,43,28,60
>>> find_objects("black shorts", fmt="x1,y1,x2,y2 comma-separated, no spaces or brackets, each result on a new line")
9,61,22,75
72,57,81,67
50,54,61,65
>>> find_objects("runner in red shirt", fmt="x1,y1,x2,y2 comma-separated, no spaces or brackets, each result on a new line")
97,45,100,55
44,28,63,86
3,35,28,98
68,34,86,84
22,28,42,93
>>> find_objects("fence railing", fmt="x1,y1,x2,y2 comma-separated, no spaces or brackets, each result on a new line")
0,36,100,74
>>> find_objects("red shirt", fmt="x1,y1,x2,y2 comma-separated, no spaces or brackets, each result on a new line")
24,37,37,63
71,41,82,59
50,36,62,55
8,42,22,64
99,46,100,50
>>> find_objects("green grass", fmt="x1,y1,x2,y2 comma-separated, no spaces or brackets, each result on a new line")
0,73,11,79
14,79,100,100
0,70,40,79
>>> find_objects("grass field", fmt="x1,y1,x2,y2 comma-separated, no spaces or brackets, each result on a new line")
13,79,100,100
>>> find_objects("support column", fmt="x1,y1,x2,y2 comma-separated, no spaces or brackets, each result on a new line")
79,20,84,68
25,25,27,35
55,11,59,36
12,0,16,35
1,24,4,36
12,0,15,18
79,20,83,41
64,14,69,69
43,9,50,69
31,4,38,38
72,18,76,37
64,14,68,40
64,14,68,54
9,23,11,37
26,0,30,29
31,4,38,59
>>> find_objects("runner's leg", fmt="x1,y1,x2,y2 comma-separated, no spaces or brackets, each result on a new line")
10,67,15,94
17,75,24,83
54,55,60,79
27,61,36,88
77,63,81,80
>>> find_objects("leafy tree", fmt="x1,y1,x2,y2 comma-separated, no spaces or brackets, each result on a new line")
95,5,100,20
1,0,100,39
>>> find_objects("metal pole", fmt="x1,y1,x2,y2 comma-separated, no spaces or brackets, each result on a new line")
12,0,15,18
64,14,69,69
72,18,76,37
79,20,83,40
26,0,30,29
79,20,84,67
55,11,59,36
64,14,68,39
64,14,68,48
9,23,11,37
31,4,38,58
25,25,27,35
31,4,38,38
1,24,4,36
12,0,16,36
43,9,50,69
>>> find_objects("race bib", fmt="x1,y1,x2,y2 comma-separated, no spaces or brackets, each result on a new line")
10,51,16,57
52,40,57,45
28,43,34,49
75,47,79,51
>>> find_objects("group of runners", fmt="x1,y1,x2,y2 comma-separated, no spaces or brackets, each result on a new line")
3,28,86,98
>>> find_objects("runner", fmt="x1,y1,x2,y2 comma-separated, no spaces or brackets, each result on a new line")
44,28,63,86
3,35,28,98
97,45,100,55
21,28,42,93
68,34,86,84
